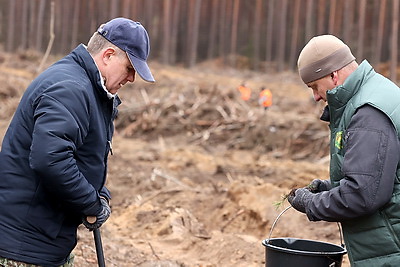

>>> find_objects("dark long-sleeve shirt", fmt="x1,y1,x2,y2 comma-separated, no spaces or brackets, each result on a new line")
307,104,400,221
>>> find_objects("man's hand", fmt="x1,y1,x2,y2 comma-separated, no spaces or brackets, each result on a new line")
308,179,331,193
287,188,313,213
83,197,111,231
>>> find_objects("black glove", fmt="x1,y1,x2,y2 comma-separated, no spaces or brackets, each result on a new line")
83,197,111,231
308,179,331,193
287,188,313,213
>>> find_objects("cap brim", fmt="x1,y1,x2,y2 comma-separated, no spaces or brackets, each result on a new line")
127,53,155,83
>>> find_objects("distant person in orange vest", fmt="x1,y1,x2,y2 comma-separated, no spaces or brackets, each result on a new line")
258,87,272,110
237,83,251,101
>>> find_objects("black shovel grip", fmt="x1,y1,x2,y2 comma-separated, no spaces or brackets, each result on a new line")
93,228,106,267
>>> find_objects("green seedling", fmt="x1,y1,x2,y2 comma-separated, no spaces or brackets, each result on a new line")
273,183,318,210
273,188,296,210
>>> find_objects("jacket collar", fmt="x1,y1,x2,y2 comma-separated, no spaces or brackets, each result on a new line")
324,60,374,124
70,44,112,101
326,60,374,109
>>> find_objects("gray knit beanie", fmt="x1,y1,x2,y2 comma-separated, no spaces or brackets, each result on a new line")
297,35,355,84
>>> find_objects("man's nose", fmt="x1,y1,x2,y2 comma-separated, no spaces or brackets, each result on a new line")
313,92,321,102
127,71,135,82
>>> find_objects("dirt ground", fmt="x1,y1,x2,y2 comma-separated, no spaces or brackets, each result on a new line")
0,51,349,266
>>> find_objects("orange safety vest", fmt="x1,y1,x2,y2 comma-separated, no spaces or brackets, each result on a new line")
259,89,272,107
238,85,251,101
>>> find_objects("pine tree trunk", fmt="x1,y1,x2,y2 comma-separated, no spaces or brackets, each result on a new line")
35,0,46,52
253,0,262,70
110,0,119,19
71,0,80,50
390,0,399,82
88,0,97,33
187,0,201,68
218,0,227,64
328,0,336,34
122,0,131,18
6,0,15,51
162,0,171,64
207,0,218,59
317,0,326,34
277,0,288,72
289,0,301,70
335,0,343,35
170,0,181,64
230,0,239,66
343,0,352,43
305,0,314,41
357,0,367,60
21,0,29,50
265,0,275,63
374,0,387,66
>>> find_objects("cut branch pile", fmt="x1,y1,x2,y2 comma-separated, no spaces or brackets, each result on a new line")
115,84,329,160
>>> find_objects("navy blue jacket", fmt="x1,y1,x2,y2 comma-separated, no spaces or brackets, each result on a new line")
0,45,119,266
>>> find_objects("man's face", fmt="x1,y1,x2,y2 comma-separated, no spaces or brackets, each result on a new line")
306,74,336,102
103,49,136,94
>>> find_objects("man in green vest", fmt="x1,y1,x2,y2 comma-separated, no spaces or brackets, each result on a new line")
288,34,400,266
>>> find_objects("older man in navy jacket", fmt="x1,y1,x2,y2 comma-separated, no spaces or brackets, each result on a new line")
0,18,155,266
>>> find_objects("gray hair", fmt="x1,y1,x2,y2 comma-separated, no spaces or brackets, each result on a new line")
87,31,124,56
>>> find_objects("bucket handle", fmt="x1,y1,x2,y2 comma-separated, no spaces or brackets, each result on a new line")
267,206,345,248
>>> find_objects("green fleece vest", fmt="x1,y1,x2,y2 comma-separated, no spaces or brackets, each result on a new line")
327,61,400,267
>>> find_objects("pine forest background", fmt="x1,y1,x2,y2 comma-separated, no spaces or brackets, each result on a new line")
0,0,399,82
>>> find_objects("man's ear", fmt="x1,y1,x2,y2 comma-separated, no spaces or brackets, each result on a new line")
331,71,339,85
102,47,116,64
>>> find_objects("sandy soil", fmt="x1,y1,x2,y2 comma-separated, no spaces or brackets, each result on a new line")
0,52,349,266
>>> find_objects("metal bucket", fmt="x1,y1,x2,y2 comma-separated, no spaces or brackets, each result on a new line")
262,207,347,267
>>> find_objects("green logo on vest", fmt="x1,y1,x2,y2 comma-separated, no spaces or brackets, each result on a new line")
335,131,343,149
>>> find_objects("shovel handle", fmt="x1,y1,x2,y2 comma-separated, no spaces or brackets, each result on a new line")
93,228,106,267
87,216,106,267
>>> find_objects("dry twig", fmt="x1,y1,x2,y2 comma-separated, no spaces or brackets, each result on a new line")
221,209,245,232
148,242,161,260
37,0,55,73
151,168,198,192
